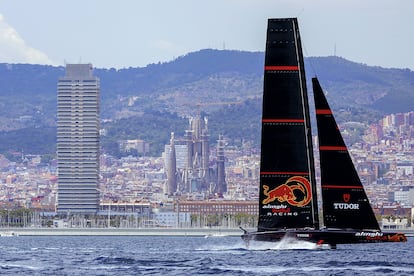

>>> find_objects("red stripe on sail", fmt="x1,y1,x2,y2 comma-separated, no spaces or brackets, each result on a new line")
262,119,304,123
319,146,347,151
265,65,299,71
322,185,362,189
316,109,332,115
261,171,309,176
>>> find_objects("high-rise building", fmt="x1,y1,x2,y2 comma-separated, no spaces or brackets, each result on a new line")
56,64,100,214
166,132,177,195
216,134,227,195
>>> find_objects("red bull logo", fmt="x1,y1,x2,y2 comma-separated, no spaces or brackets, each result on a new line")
262,176,312,207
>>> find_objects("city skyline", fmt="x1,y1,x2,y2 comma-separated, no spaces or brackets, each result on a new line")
0,108,412,228
0,1,413,70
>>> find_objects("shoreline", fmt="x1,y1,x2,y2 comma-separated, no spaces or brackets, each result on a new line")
1,227,413,237
0,227,247,237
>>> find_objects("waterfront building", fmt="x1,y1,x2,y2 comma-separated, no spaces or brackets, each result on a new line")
56,64,100,214
175,200,258,216
153,211,191,227
99,202,151,216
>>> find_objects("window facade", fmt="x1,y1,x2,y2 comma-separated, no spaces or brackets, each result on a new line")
57,64,100,214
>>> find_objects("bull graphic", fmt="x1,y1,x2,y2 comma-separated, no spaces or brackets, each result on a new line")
262,176,312,207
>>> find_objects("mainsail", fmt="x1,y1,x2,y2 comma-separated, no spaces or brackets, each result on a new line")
258,18,319,231
313,77,380,230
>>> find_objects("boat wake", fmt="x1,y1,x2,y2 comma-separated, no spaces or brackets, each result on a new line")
246,236,331,250
196,241,247,253
204,233,227,239
198,236,330,252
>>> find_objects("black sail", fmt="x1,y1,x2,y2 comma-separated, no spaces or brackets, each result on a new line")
258,18,318,231
312,77,380,231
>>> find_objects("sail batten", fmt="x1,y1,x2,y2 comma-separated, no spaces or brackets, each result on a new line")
319,146,348,151
316,109,333,115
261,171,309,175
262,119,304,123
322,185,365,189
264,65,299,71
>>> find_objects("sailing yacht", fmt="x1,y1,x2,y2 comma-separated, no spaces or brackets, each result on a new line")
241,18,407,248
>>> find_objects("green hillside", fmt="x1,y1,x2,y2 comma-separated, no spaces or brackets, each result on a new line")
0,50,413,158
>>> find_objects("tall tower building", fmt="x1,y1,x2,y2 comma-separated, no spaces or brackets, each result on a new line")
216,134,227,195
167,132,177,195
57,64,100,214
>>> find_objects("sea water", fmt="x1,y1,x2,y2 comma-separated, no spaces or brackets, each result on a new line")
0,235,412,275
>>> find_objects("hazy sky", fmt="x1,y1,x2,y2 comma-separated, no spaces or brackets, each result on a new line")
0,0,413,69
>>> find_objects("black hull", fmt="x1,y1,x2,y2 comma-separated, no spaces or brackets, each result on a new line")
241,229,407,248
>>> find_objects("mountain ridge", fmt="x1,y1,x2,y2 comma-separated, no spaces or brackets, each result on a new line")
0,49,413,157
